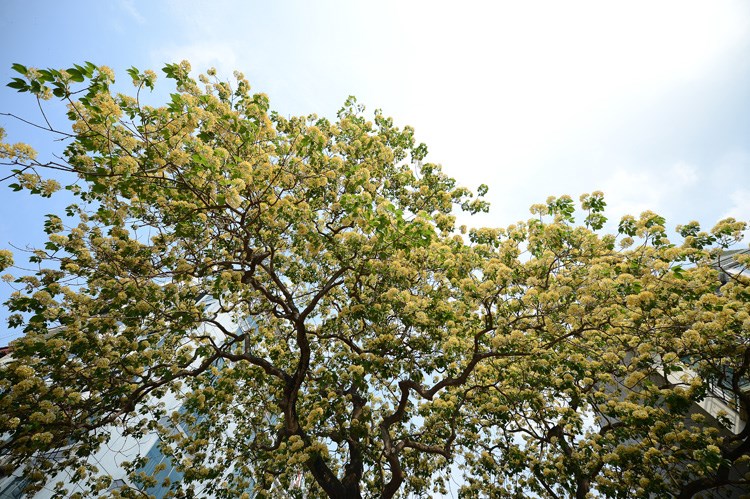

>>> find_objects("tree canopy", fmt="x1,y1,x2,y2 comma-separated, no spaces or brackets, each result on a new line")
0,62,749,498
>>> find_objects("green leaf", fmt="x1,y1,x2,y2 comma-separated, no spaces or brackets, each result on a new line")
66,67,85,83
618,218,637,237
11,63,27,74
37,69,56,83
127,67,140,81
7,78,28,91
84,61,97,77
191,153,208,166
162,63,179,79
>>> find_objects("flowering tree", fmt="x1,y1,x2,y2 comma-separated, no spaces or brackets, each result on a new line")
0,62,748,498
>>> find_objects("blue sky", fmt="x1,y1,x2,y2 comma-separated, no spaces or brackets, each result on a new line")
1,0,750,340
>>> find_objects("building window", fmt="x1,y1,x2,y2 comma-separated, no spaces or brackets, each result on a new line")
134,438,184,498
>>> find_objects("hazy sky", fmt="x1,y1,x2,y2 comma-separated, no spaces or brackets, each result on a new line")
1,1,749,340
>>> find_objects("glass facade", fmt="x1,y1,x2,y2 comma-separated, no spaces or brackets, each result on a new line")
134,438,184,498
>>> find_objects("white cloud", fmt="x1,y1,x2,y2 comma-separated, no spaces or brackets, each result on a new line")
150,42,240,79
119,0,145,25
670,162,700,186
389,0,750,146
722,189,750,221
602,162,699,220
